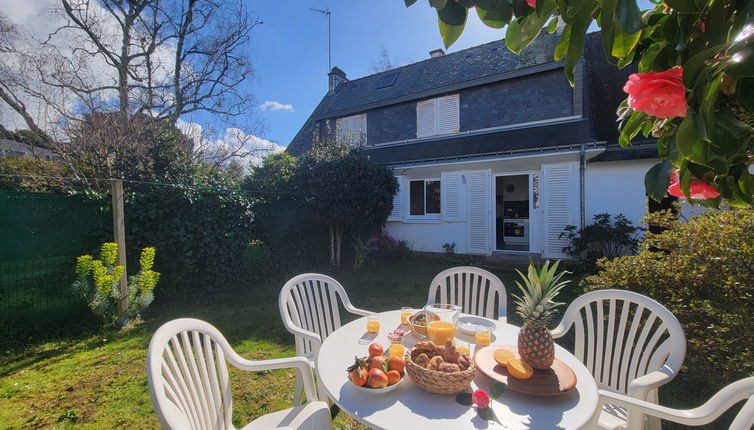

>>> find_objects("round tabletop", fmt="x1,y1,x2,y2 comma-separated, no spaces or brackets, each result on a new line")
316,310,599,430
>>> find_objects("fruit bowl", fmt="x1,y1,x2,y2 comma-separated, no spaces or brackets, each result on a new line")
349,374,404,394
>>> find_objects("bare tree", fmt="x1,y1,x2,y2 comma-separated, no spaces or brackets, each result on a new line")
0,1,261,174
370,47,395,73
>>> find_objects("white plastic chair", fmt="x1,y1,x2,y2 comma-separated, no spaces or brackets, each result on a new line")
590,377,754,430
279,273,370,404
426,266,507,322
147,318,331,430
551,289,686,430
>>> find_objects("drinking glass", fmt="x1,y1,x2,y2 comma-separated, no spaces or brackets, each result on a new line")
366,314,380,333
456,339,471,357
424,304,461,345
389,335,405,358
400,307,413,325
475,325,491,347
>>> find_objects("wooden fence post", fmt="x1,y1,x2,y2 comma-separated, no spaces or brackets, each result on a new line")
111,179,128,323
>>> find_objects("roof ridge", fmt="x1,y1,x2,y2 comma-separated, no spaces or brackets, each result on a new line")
339,37,509,86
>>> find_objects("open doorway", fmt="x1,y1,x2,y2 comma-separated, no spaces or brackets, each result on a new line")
495,175,530,251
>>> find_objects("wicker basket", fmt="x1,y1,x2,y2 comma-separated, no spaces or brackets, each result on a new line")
404,347,476,395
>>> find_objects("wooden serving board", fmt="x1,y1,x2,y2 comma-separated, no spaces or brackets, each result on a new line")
474,345,577,396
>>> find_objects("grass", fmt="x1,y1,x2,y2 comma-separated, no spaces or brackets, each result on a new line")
0,255,527,429
0,255,713,429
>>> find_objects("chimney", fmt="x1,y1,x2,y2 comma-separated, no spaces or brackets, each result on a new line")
429,49,445,58
328,66,348,92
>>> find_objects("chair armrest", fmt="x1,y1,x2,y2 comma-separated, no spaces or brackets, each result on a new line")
344,303,371,317
598,389,728,428
550,320,570,339
628,367,675,399
225,354,319,402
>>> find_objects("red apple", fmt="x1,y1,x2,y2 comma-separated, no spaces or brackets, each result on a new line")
367,368,388,388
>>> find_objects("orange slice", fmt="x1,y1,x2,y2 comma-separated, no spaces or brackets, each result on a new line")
507,359,534,380
457,346,470,356
493,349,516,367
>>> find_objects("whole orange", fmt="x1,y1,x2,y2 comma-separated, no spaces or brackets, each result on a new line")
387,356,405,374
386,370,401,386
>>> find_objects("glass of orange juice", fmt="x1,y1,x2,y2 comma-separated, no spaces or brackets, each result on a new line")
456,339,471,356
400,307,413,325
424,304,460,345
475,326,491,347
366,314,380,333
388,333,405,358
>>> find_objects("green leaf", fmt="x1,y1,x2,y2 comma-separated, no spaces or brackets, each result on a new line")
554,24,571,62
619,110,648,147
477,406,502,424
437,0,467,26
645,160,673,202
490,382,507,399
430,0,448,9
683,45,724,88
638,42,666,73
739,171,754,200
676,113,709,165
664,0,700,13
438,17,466,49
404,0,418,6
564,0,594,85
475,0,500,9
476,0,512,29
727,46,754,77
736,77,754,113
546,16,559,33
505,0,556,53
615,0,643,34
611,25,641,59
599,0,617,63
455,392,474,406
679,165,692,199
700,74,723,129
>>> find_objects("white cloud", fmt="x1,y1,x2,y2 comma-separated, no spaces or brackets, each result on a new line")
175,118,284,170
259,100,294,112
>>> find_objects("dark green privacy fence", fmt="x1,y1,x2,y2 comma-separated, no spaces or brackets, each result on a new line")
0,185,303,345
0,191,109,337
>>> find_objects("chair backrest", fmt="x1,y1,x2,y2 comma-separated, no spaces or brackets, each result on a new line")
554,289,686,395
426,266,507,321
279,273,356,357
147,319,235,430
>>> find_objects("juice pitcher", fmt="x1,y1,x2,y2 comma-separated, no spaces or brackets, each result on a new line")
424,303,461,345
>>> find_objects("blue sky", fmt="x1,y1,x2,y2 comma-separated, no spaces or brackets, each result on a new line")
246,1,509,148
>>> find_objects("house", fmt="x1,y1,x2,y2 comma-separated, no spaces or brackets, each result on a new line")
0,139,60,161
288,32,681,259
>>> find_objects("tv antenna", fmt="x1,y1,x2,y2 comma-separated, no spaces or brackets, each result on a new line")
309,7,332,71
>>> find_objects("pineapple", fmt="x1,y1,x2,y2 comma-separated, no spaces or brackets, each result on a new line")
514,260,570,370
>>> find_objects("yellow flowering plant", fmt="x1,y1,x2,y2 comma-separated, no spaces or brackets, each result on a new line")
73,243,160,324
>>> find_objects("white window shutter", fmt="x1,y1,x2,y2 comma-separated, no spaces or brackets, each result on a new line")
466,169,491,255
387,175,404,221
336,114,367,145
441,171,464,221
542,163,576,259
417,99,437,137
436,95,460,135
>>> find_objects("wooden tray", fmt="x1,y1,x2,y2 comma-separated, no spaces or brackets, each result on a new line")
474,345,577,396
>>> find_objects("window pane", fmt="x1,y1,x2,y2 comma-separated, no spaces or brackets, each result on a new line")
426,180,441,214
410,180,425,216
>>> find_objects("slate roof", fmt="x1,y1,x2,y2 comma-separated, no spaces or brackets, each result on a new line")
288,31,654,163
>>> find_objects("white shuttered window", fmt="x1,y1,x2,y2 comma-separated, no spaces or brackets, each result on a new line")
387,175,404,221
336,114,367,145
416,94,459,138
441,171,464,221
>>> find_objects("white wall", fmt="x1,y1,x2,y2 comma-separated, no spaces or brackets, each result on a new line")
584,159,656,227
384,221,466,254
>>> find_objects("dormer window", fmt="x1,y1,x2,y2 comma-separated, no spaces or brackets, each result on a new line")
336,114,367,146
416,94,460,138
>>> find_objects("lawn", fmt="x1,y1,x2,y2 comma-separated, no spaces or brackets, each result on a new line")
0,255,697,429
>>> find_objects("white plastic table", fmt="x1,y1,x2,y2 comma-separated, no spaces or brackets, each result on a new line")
316,310,599,430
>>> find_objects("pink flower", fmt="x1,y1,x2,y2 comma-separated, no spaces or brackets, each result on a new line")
472,389,491,409
667,171,720,200
623,68,688,118
526,0,536,7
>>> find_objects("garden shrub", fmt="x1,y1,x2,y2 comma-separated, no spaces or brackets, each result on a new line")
243,240,274,275
584,208,754,393
73,243,160,324
561,213,642,271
